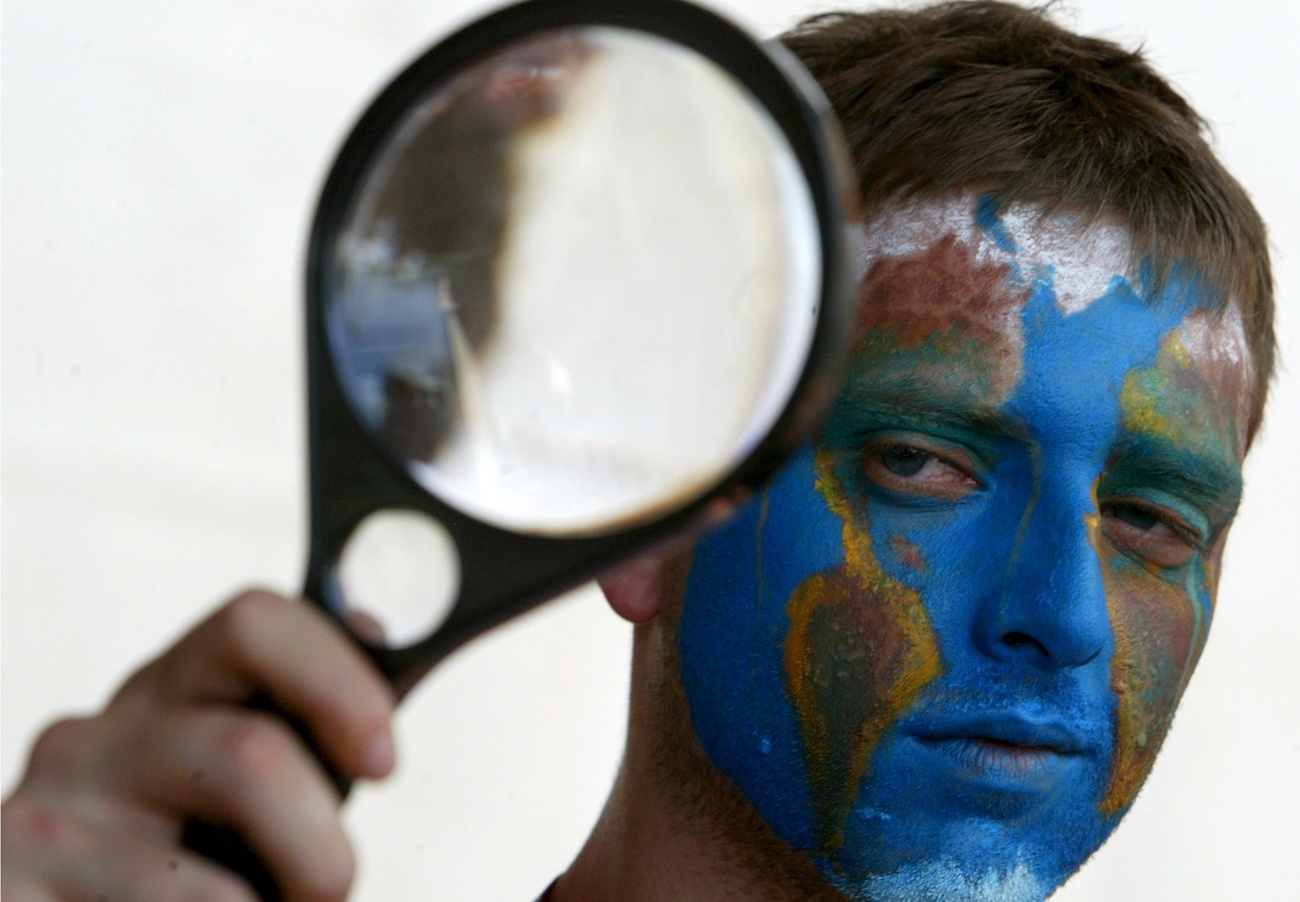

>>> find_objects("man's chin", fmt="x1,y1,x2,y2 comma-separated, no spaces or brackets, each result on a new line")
816,801,1116,902
818,828,1075,902
816,735,1119,902
831,858,1051,902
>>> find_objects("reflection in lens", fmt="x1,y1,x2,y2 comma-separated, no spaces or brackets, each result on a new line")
328,26,819,535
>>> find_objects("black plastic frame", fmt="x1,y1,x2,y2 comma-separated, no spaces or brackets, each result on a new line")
304,0,857,697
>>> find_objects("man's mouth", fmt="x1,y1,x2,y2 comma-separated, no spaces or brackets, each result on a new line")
916,736,1067,778
903,713,1089,782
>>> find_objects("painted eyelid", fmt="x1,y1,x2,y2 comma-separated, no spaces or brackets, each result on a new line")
1102,489,1211,544
860,431,989,479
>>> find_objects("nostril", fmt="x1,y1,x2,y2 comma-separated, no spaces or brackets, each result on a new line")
1002,631,1050,657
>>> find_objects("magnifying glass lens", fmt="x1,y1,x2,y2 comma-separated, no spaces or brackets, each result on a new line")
327,26,820,537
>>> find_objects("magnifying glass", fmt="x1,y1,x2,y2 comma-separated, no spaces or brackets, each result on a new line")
187,0,857,894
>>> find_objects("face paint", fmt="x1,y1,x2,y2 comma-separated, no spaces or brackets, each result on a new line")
1101,313,1249,813
784,449,943,854
677,196,1250,900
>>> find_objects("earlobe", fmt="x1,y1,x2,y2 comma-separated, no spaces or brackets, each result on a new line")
598,549,694,624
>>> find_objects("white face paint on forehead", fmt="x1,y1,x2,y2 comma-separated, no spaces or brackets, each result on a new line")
857,194,1137,315
851,193,1257,449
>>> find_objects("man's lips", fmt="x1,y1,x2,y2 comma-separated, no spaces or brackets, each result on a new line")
902,713,1090,781
915,737,1067,778
907,713,1088,753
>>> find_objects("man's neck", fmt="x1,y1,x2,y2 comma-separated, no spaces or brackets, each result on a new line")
551,621,844,902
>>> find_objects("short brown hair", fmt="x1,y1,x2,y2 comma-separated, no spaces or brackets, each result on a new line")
781,0,1275,440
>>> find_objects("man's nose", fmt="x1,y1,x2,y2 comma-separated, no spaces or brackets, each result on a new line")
973,482,1111,669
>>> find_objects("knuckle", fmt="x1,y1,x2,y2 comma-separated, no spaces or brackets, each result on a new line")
25,716,99,778
114,661,161,704
216,717,298,787
211,592,283,660
1,794,89,858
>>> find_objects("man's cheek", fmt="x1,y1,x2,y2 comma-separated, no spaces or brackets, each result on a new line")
677,446,860,849
1099,546,1212,815
784,511,942,855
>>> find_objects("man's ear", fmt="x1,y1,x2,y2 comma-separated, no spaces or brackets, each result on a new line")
598,548,693,624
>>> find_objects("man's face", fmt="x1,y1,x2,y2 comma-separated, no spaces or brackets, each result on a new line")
676,196,1252,900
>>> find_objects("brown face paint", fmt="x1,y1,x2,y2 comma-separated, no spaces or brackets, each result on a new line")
1097,542,1207,814
1100,317,1249,814
784,451,943,854
890,534,926,573
782,232,1031,854
852,234,1027,407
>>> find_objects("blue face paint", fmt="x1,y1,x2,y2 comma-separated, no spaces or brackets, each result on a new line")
677,197,1248,900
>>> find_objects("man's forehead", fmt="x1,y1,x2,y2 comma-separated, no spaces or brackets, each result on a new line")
858,194,1136,315
852,193,1256,458
1122,307,1255,467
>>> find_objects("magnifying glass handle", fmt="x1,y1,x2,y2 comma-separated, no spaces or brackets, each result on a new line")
179,692,353,901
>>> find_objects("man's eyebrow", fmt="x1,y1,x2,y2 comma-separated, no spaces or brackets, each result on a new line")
1107,436,1244,525
824,382,1032,445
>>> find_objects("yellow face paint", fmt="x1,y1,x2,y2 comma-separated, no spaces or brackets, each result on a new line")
784,451,943,853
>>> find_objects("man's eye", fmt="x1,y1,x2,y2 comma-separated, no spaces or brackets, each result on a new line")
1110,502,1160,531
1100,500,1200,568
879,446,930,477
861,439,979,501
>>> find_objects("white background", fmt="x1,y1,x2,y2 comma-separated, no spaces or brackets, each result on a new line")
3,1,1296,899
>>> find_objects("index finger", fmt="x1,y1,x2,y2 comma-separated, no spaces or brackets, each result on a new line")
114,589,396,781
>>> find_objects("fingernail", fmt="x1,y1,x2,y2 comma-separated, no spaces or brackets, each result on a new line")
360,731,396,778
